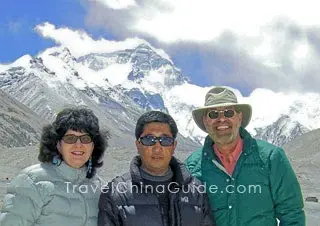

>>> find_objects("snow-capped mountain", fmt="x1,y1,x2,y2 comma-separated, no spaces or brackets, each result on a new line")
0,41,319,148
246,88,320,146
76,44,187,111
254,115,310,146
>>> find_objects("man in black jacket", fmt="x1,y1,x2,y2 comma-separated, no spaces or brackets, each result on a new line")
98,111,214,226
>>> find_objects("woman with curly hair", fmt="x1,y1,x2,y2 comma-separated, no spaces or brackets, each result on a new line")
0,107,109,226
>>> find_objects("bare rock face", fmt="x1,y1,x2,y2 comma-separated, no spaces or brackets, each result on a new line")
0,89,46,147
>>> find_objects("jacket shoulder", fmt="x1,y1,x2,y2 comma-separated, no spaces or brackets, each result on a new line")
102,172,132,194
243,128,284,161
20,163,53,180
250,139,292,173
10,163,55,198
254,139,284,159
111,172,132,184
184,149,203,177
255,139,280,151
1,164,53,224
188,174,204,187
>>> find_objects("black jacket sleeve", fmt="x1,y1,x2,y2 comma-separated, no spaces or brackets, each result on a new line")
98,184,120,226
201,192,215,226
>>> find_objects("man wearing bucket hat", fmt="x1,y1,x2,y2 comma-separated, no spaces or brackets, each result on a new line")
185,86,305,226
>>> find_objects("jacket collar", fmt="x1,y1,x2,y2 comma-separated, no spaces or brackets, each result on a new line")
54,161,88,183
130,155,192,186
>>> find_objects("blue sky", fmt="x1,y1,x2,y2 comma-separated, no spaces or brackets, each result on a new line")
0,0,86,62
1,0,320,95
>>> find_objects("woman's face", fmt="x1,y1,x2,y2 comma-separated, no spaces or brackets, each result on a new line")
56,129,94,168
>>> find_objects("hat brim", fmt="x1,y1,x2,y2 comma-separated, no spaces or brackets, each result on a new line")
192,103,252,132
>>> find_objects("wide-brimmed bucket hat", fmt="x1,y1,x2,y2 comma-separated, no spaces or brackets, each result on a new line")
192,86,252,132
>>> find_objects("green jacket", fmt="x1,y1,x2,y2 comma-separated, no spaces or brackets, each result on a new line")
185,128,305,226
0,162,102,226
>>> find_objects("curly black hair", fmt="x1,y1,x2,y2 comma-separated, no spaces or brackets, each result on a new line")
38,107,109,178
135,111,178,139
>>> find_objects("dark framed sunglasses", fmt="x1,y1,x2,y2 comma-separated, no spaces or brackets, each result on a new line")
139,135,175,147
62,134,93,144
207,109,235,119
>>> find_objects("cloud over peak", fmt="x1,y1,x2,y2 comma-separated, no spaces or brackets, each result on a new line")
34,22,171,59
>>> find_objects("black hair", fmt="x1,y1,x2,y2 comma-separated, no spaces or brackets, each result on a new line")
38,107,109,178
135,111,178,139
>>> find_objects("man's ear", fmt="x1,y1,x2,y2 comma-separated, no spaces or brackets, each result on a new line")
171,140,177,155
135,140,140,154
238,111,243,123
202,115,207,124
202,114,210,128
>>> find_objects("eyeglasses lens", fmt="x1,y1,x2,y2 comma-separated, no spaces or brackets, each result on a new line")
62,135,92,144
208,109,235,119
139,135,174,146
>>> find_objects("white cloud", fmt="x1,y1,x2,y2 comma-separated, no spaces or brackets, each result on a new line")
93,0,136,9
168,83,210,106
83,0,320,92
88,0,320,42
245,88,320,133
34,22,149,57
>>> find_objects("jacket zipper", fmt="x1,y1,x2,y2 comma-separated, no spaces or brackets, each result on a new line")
77,173,88,226
211,159,231,177
156,193,167,226
80,192,88,226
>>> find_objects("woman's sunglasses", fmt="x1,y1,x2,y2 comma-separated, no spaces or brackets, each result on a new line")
138,135,174,147
62,134,93,144
207,109,235,119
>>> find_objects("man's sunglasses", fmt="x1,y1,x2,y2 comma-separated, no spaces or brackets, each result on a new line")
138,135,175,147
207,109,235,119
62,134,93,144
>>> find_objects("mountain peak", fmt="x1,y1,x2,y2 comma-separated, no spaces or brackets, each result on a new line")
135,43,152,50
48,46,76,64
254,114,310,147
10,55,34,69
